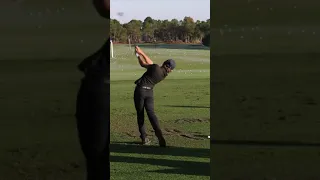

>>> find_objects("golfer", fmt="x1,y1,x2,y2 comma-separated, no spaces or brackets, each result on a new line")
134,46,176,147
75,0,110,179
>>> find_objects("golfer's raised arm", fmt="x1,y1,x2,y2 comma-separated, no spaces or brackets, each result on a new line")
136,54,148,68
135,46,153,68
139,51,153,65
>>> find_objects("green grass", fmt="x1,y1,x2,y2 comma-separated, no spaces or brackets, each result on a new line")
110,44,210,179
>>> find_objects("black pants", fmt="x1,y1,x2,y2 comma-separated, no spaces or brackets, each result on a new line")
134,86,163,140
76,78,110,180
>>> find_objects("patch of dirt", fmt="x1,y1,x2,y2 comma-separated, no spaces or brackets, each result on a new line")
163,128,207,140
174,118,210,124
124,128,208,141
125,132,139,138
163,128,182,134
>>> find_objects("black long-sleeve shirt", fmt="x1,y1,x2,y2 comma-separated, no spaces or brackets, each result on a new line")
135,64,168,88
78,39,110,84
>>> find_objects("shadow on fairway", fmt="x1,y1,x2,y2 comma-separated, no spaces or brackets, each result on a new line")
136,44,209,50
163,105,210,109
211,139,320,147
110,155,209,176
110,143,209,176
110,142,209,158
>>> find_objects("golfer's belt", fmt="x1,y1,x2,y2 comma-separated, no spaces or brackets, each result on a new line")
141,86,152,90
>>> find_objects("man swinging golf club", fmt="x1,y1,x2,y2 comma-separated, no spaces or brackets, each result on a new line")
134,46,176,147
75,0,110,179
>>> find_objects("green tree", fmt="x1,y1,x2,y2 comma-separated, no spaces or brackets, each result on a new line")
192,20,210,43
142,17,156,42
110,19,122,42
118,26,128,42
199,20,210,36
110,16,209,44
181,17,196,43
169,19,180,42
124,20,142,43
154,20,171,42
202,33,210,47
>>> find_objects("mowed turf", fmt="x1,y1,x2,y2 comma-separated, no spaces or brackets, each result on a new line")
110,44,210,179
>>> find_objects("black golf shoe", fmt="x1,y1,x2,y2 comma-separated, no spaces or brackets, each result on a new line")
158,137,166,147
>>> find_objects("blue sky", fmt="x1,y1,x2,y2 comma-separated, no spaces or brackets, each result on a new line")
110,0,210,23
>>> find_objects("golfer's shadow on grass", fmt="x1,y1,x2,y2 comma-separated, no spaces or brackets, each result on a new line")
110,143,209,176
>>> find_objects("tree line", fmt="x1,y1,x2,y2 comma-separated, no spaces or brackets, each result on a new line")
110,16,210,46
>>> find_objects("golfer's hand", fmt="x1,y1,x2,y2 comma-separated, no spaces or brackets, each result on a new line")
135,46,143,54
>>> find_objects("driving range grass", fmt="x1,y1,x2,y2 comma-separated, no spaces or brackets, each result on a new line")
110,44,210,179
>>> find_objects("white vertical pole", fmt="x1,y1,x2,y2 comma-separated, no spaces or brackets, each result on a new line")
110,39,114,58
128,37,131,50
